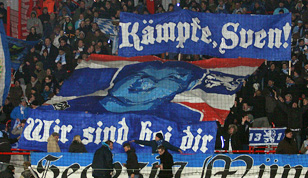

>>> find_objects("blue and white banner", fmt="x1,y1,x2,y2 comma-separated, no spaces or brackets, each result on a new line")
19,55,265,153
7,36,39,70
119,10,291,61
0,21,11,105
249,127,286,146
30,153,308,178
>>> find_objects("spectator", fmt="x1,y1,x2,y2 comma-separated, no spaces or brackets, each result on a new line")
300,137,308,154
223,124,242,151
68,135,87,153
132,133,183,154
73,1,86,22
156,145,174,178
251,2,266,15
92,140,113,178
10,98,30,129
0,98,14,124
215,0,228,14
40,37,59,62
27,11,43,35
122,143,140,178
47,132,61,152
0,131,11,172
0,2,7,24
20,161,38,178
273,1,289,15
25,74,42,98
26,27,41,41
34,61,47,84
9,80,23,107
238,114,253,150
41,85,53,101
53,62,67,83
11,119,26,137
0,165,15,178
276,129,298,154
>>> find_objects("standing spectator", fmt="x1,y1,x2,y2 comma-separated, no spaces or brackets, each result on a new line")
0,131,11,172
238,114,253,150
156,145,174,178
0,98,14,124
11,119,26,137
273,1,289,15
215,0,228,14
34,62,47,84
54,62,67,83
92,140,114,178
0,165,15,178
122,143,140,178
73,1,86,22
0,2,7,24
9,80,23,107
47,132,61,152
132,133,182,154
27,11,43,35
276,129,298,154
69,135,87,153
10,99,30,129
251,2,265,15
223,124,242,151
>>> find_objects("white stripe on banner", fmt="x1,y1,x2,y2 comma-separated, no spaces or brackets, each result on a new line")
75,60,139,69
0,34,6,105
172,89,236,110
208,66,259,76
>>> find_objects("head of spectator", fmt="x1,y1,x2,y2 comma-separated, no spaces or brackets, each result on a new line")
269,62,276,71
95,45,102,54
50,13,56,21
0,2,4,9
67,22,74,32
30,11,37,18
58,47,65,56
79,31,85,39
51,132,60,141
23,161,31,170
64,15,72,23
20,119,27,128
104,140,114,150
85,18,91,26
56,62,63,70
123,142,131,152
72,135,82,143
155,133,164,141
285,128,293,139
6,165,15,174
278,1,284,8
30,27,37,35
279,9,284,14
30,74,38,83
36,61,44,71
157,145,166,155
298,20,303,27
30,87,37,95
228,124,237,135
91,22,99,31
46,68,53,76
285,94,293,104
304,63,308,71
168,3,174,11
44,37,52,47
242,102,251,111
79,1,85,9
122,4,128,12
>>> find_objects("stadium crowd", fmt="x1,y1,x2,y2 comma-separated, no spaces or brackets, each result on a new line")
0,0,308,159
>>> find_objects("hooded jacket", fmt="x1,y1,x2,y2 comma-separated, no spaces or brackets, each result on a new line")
27,11,43,35
92,143,113,177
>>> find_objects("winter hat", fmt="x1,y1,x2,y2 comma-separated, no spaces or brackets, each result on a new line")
67,22,73,27
156,133,164,140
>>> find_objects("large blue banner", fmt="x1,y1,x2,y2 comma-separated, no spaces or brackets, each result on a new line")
249,127,286,146
119,10,291,61
30,153,308,178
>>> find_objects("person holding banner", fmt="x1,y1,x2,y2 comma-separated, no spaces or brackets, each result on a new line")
131,133,183,154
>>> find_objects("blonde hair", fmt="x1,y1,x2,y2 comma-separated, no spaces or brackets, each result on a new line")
73,135,82,143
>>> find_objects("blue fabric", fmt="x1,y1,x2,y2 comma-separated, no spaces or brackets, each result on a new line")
7,36,39,70
0,20,11,106
119,10,291,61
249,128,286,146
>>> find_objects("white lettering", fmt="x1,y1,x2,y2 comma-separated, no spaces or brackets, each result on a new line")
254,29,266,48
116,118,129,145
119,22,143,51
219,23,239,54
180,126,194,151
239,29,254,48
176,22,190,48
268,28,282,49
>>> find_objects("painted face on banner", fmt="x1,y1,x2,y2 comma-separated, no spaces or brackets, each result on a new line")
100,61,202,112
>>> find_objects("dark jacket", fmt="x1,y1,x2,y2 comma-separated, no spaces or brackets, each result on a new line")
69,141,87,153
223,132,243,151
158,150,174,178
125,149,139,176
92,145,113,178
277,101,308,129
276,137,298,154
0,137,11,163
134,140,180,153
0,167,14,178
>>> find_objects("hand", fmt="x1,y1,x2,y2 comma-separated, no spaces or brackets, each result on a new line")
278,96,284,102
304,99,308,106
16,118,20,122
129,140,135,143
239,97,243,103
122,163,126,167
178,149,183,154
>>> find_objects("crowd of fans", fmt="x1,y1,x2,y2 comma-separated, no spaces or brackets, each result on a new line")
0,0,307,156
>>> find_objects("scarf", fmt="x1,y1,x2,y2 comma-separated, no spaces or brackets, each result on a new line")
55,54,67,65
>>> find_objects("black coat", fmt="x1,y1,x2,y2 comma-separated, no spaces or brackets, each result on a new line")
125,149,139,176
69,141,87,153
134,140,180,153
92,145,113,178
0,137,11,163
158,150,174,178
276,137,298,154
0,168,14,178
